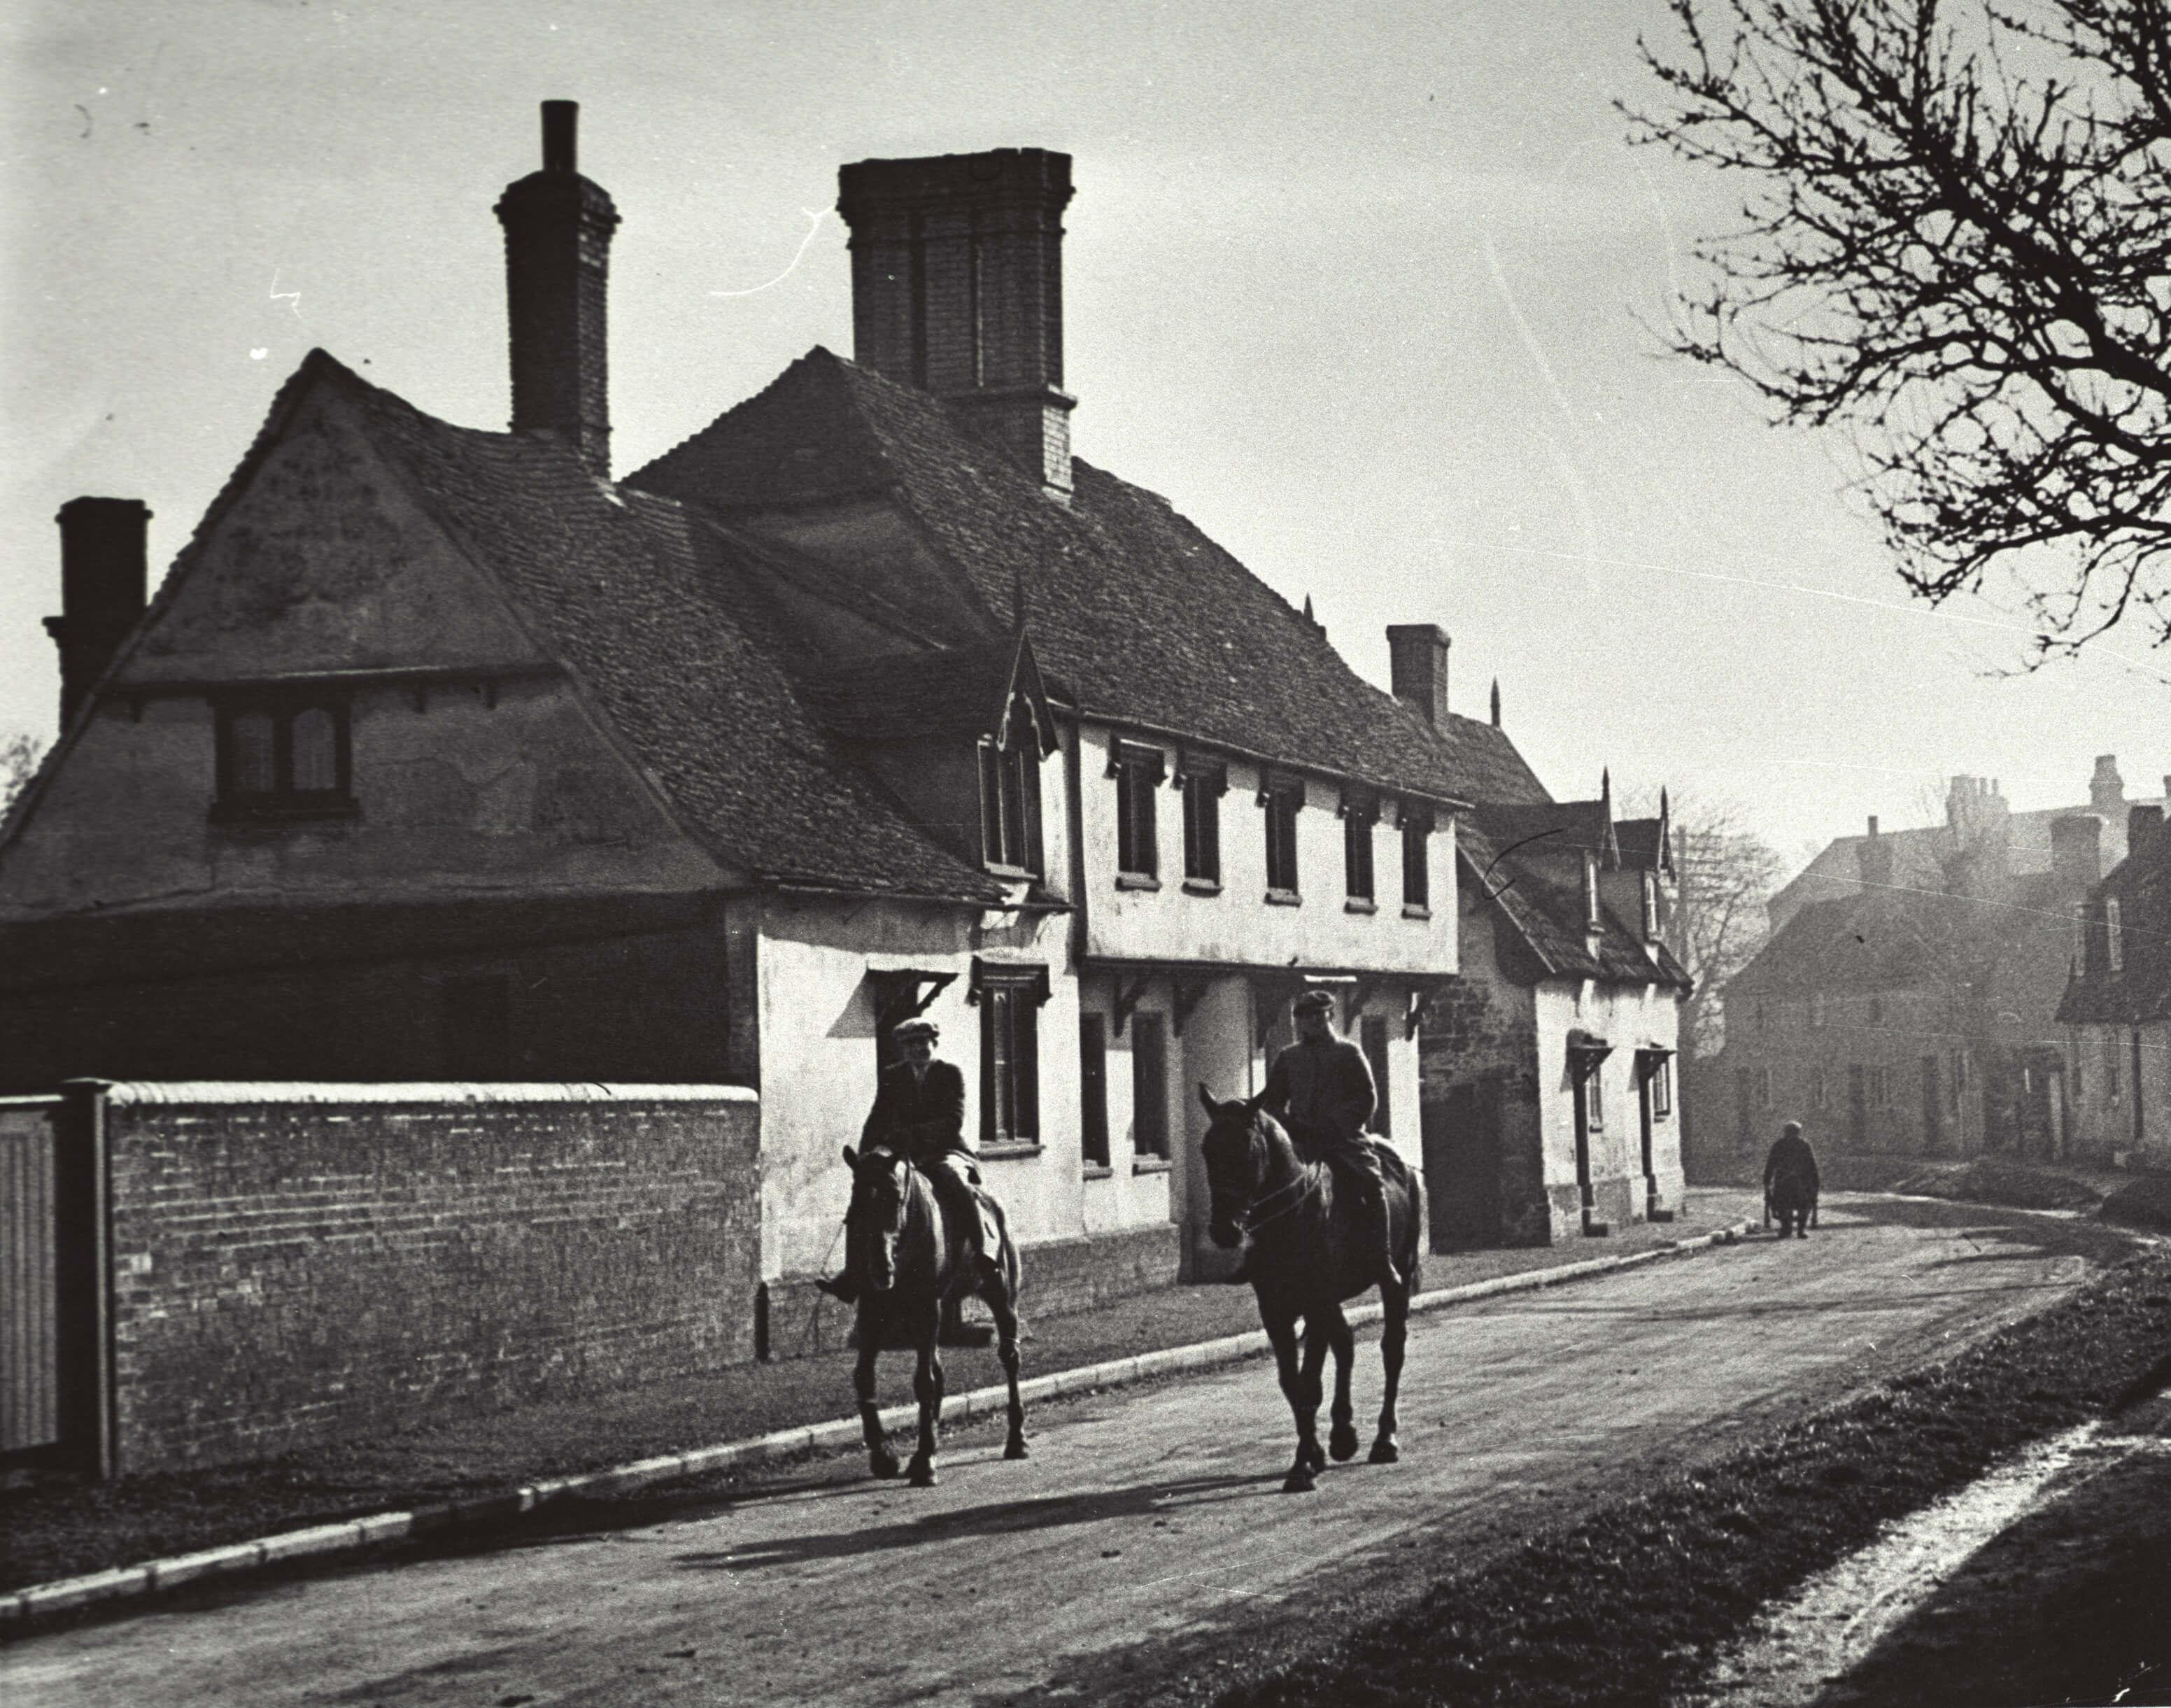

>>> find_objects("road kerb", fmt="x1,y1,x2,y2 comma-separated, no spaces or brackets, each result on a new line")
0,1221,1751,1630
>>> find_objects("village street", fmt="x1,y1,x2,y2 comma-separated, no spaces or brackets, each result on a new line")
4,1197,2136,1708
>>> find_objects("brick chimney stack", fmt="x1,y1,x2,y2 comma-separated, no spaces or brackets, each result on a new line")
1385,625,1449,727
44,497,150,728
495,101,619,477
1858,814,1893,890
2050,814,2102,887
837,148,1077,502
2090,754,2126,816
2130,803,2164,857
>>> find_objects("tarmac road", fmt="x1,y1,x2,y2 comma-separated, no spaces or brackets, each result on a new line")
1,1197,2125,1708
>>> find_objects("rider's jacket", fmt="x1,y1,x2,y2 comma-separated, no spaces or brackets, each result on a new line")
862,1059,968,1166
1261,1035,1377,1161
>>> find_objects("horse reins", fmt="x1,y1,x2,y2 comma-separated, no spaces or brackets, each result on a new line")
1236,1125,1318,1236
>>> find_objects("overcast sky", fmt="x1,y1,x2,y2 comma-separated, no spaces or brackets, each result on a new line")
5,0,2163,865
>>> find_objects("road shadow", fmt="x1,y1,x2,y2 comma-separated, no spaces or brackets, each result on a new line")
672,1470,1278,1573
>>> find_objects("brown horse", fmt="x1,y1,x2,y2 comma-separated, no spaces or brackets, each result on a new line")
1197,1087,1423,1493
840,1143,1028,1485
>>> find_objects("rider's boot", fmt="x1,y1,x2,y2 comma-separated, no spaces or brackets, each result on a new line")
816,1269,859,1304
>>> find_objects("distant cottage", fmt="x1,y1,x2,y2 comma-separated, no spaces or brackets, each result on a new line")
0,106,1689,1360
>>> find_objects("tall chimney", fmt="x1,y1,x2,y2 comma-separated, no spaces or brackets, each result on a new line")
494,101,619,477
44,497,150,728
1858,815,1893,890
837,149,1077,502
2050,815,2102,887
2090,754,2126,815
2130,803,2164,858
1385,625,1449,727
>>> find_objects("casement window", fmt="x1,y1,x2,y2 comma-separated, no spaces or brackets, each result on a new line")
1583,854,1601,929
1341,789,1378,905
1079,1015,1110,1169
1756,1066,1774,1110
1650,1054,1674,1120
1178,757,1226,888
1811,1067,1827,1111
1949,1050,1969,1113
973,961,1050,1149
1585,1058,1605,1131
2106,1030,2122,1102
978,700,1045,876
213,694,354,821
1360,1015,1392,1136
441,973,511,1079
1870,1066,1892,1110
1641,871,1660,940
1131,1012,1170,1160
1261,772,1305,898
1109,741,1166,882
2106,898,2125,973
1400,805,1432,913
1755,998,1770,1034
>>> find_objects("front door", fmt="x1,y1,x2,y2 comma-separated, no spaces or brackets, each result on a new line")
1424,1079,1501,1249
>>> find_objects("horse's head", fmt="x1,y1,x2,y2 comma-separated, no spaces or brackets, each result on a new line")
1196,1085,1271,1249
842,1143,912,1295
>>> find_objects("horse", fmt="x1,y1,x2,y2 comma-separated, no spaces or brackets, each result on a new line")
1196,1087,1424,1493
840,1143,1028,1485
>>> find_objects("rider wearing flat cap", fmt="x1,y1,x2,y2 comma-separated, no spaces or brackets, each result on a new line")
1260,989,1401,1287
819,1017,1001,1304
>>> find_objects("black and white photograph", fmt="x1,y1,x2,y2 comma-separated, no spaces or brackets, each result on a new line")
1,3,2168,1704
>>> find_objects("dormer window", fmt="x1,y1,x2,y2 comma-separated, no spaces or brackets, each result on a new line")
978,700,1044,876
2106,898,2124,973
1641,871,1659,940
1583,852,1600,929
213,692,354,822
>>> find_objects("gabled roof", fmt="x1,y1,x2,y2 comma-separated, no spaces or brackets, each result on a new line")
1459,817,1690,990
2059,828,2171,1024
631,348,1520,807
802,630,1064,750
1731,887,1981,995
11,351,1006,908
1471,800,1619,866
1615,814,1672,875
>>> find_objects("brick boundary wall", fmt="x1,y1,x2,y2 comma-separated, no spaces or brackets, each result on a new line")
761,1222,1182,1363
98,1082,758,1474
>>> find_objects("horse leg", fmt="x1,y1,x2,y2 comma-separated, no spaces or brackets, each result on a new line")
854,1320,898,1480
906,1305,945,1488
1324,1305,1360,1463
1295,1319,1332,1479
1266,1315,1317,1492
984,1271,1029,1460
1370,1272,1408,1464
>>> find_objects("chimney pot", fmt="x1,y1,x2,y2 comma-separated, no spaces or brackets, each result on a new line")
45,497,151,727
2091,754,2126,814
1385,625,1450,728
1859,819,1894,889
542,100,577,172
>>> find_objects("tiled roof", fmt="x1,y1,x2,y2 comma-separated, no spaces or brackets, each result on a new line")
1459,817,1690,990
1615,815,1670,873
631,349,1529,807
1471,800,1616,863
2058,829,2171,1024
1732,887,1982,995
304,353,1008,905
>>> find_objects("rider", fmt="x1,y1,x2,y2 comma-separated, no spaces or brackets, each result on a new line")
818,1017,1003,1304
1259,989,1402,1287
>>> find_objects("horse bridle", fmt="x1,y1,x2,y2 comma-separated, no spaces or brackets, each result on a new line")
1219,1110,1318,1238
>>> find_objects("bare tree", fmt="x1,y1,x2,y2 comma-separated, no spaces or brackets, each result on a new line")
1,731,43,819
1629,0,2171,661
1643,788,1788,1057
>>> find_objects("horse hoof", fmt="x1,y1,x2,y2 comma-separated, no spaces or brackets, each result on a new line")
1369,1437,1401,1465
1329,1423,1361,1462
1283,1468,1317,1494
1303,1441,1327,1474
907,1461,938,1488
1004,1437,1031,1461
870,1451,900,1480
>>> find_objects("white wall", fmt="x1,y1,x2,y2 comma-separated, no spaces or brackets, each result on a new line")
1533,977,1685,1220
1074,726,1458,977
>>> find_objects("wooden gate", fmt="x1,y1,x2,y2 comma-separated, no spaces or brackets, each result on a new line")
1,1091,109,1475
